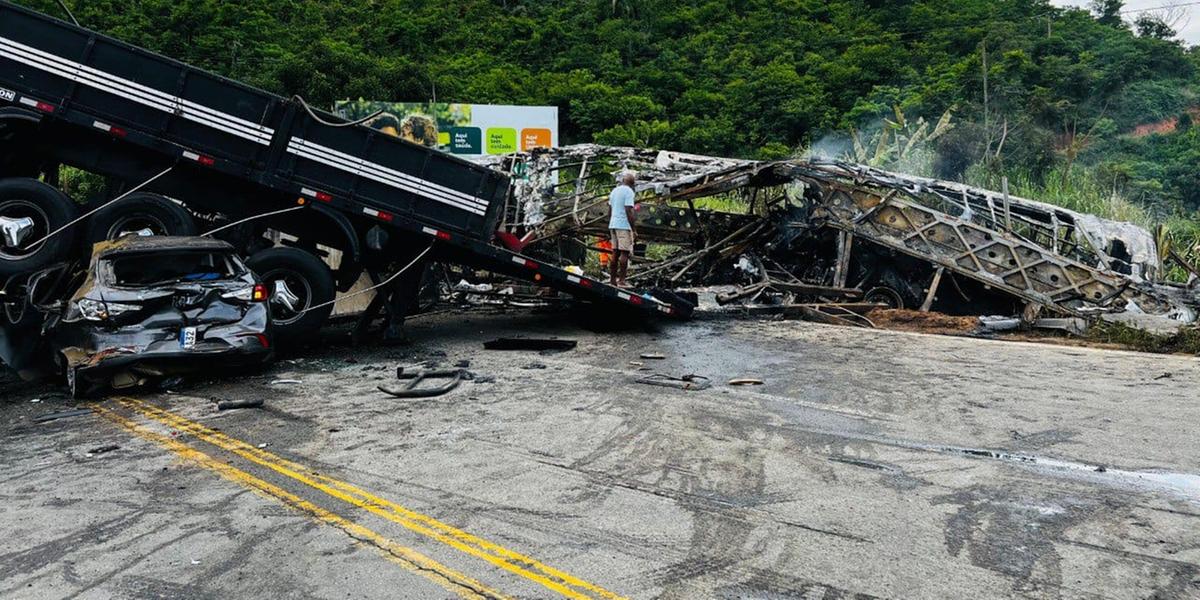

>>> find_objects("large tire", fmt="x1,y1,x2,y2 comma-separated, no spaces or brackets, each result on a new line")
83,192,196,246
246,247,335,344
0,178,79,276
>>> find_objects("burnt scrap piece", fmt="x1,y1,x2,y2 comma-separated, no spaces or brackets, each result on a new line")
636,373,711,391
378,368,465,398
216,398,265,410
483,338,578,351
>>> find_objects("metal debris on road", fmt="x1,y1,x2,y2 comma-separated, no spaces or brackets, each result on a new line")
636,373,712,390
483,338,578,351
639,353,666,360
378,367,466,398
85,444,119,456
728,378,764,386
269,379,302,385
216,398,265,410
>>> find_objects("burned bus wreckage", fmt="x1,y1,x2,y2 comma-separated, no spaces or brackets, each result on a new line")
483,144,1200,332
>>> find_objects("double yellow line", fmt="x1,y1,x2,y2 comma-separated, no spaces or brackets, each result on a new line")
96,397,625,600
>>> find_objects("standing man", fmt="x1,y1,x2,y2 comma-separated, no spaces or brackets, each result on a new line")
608,172,637,287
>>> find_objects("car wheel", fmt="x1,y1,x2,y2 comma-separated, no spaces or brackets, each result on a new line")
246,247,335,344
0,178,79,276
83,192,197,246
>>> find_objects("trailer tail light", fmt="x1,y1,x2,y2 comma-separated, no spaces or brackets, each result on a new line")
35,101,55,113
252,284,268,302
629,294,643,305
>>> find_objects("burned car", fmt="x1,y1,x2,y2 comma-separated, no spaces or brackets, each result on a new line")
24,236,273,396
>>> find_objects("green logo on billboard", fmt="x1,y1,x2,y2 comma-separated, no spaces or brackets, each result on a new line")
486,127,517,154
450,127,482,154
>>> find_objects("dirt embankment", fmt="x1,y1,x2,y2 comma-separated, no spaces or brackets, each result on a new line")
866,309,981,335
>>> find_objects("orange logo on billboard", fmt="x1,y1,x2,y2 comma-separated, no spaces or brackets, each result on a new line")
521,128,551,151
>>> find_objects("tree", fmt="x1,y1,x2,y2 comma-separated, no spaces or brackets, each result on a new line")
1091,0,1125,27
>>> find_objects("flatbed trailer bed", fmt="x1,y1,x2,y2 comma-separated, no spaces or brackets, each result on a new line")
0,0,692,340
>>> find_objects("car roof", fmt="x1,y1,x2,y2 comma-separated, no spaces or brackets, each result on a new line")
92,235,236,259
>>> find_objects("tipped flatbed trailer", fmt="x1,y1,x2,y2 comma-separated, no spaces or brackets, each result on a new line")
0,0,692,350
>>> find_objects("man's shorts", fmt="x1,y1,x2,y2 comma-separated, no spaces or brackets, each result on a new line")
610,229,634,252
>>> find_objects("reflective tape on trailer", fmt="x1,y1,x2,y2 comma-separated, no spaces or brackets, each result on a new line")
421,227,451,240
0,36,274,144
362,207,393,222
92,120,126,137
285,137,489,216
182,150,215,166
300,188,332,202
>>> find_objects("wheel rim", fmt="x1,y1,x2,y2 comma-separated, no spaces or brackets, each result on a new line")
260,268,313,326
105,214,169,239
0,199,50,260
864,286,905,310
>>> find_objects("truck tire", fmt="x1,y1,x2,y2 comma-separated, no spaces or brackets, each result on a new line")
862,267,924,310
83,192,196,246
246,247,335,344
0,178,79,276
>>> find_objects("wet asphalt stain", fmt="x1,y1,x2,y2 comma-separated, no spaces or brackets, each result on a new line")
934,486,1200,597
935,486,1088,592
715,568,885,599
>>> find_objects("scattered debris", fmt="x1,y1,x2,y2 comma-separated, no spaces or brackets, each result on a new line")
639,353,666,360
486,144,1199,337
628,360,644,367
33,408,92,423
378,367,465,398
728,378,764,386
216,398,265,410
522,362,547,370
256,443,268,449
1154,372,1173,380
483,338,578,351
270,379,302,385
636,373,712,390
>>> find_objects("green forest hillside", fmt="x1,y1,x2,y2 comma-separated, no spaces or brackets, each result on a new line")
17,0,1200,252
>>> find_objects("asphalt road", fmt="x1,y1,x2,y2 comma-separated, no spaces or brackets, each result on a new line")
2,310,1198,599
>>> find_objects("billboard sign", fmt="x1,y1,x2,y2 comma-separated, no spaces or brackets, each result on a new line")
334,101,558,157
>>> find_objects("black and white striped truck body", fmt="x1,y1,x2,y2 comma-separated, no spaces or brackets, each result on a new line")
0,0,692,346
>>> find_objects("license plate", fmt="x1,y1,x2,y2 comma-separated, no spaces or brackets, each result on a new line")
179,327,197,349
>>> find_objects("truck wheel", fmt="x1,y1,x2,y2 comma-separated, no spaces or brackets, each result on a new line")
83,192,196,246
862,267,924,310
246,247,335,344
0,178,79,276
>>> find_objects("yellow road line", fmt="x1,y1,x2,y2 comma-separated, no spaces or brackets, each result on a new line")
93,404,509,600
117,397,627,600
